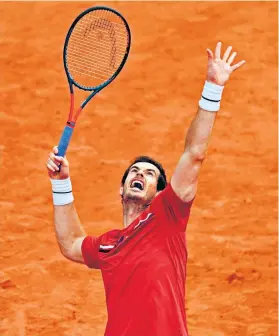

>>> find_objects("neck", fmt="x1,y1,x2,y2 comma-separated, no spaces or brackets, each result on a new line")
122,200,149,228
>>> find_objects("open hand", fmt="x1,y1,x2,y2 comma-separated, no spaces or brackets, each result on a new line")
206,42,245,86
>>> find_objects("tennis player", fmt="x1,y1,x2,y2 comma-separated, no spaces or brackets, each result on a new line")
46,42,245,336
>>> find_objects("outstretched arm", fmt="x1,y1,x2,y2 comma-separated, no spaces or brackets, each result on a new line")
46,146,86,264
171,42,245,202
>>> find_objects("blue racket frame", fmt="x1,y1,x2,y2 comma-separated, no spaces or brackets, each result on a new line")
57,6,131,157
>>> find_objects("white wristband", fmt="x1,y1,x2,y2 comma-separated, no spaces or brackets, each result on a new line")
50,177,74,206
199,81,224,112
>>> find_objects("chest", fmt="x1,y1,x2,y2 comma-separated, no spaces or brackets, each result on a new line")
99,221,187,282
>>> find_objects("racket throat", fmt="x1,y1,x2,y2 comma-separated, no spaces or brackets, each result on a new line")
68,105,83,125
67,120,76,128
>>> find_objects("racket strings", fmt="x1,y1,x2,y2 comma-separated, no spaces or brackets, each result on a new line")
68,39,126,70
66,9,129,88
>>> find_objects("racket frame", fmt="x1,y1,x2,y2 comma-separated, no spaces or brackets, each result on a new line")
63,6,131,103
57,6,131,157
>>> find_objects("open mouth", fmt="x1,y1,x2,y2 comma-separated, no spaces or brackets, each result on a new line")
130,180,144,191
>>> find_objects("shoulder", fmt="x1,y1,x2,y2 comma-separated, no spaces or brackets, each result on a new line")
152,183,195,208
149,183,195,231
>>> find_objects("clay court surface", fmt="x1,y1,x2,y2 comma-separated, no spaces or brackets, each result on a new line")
0,1,277,335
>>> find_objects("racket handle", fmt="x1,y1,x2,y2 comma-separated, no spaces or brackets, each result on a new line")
57,125,74,157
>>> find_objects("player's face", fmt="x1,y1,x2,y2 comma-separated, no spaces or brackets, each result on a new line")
121,162,161,204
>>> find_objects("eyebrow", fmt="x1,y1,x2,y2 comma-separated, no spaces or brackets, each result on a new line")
130,165,156,174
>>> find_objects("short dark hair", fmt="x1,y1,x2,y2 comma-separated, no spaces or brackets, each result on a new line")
121,156,167,191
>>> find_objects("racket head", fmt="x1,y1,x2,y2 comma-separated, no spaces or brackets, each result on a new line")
63,6,131,92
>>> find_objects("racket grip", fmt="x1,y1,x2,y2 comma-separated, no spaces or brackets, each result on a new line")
57,125,74,157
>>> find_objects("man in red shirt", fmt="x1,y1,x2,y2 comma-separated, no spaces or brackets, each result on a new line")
46,42,245,335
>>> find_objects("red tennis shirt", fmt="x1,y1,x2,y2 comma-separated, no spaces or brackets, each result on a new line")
82,183,194,336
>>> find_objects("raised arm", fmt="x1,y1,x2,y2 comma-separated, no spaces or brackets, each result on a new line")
171,42,245,202
46,146,86,264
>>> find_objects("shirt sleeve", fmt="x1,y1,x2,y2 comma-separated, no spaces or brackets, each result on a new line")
81,230,121,269
81,236,101,269
150,183,194,231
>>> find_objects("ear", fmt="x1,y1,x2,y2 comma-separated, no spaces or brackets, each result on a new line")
119,185,124,197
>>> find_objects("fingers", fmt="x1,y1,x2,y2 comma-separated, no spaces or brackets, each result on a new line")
223,45,232,62
46,156,68,172
47,153,61,172
51,146,67,160
46,146,69,173
206,48,214,61
213,41,245,70
231,60,246,71
227,51,237,65
46,156,58,173
215,41,221,59
47,146,59,172
53,146,58,155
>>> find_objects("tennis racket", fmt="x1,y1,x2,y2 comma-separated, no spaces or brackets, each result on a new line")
57,6,131,157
